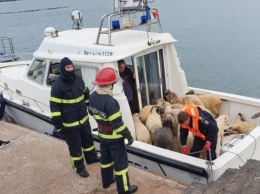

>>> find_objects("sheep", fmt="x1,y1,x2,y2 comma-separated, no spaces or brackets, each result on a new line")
171,103,182,109
251,112,260,119
154,115,177,150
215,115,231,157
139,105,154,125
165,91,182,104
132,113,152,144
181,95,204,107
163,89,171,101
145,106,163,143
186,89,195,95
154,127,173,150
155,98,166,110
197,94,221,118
231,113,257,134
216,115,231,145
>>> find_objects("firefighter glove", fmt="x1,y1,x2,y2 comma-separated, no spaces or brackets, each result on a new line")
51,116,62,130
121,129,134,145
182,146,189,155
204,141,211,151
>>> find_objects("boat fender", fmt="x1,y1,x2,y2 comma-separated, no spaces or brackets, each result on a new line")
0,93,6,119
220,134,246,155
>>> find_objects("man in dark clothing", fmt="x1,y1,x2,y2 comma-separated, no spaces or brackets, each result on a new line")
178,103,219,160
50,57,100,178
89,67,138,194
118,60,136,114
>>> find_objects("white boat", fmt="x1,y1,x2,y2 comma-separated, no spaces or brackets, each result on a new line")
1,0,260,185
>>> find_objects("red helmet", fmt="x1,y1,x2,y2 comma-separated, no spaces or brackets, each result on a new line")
92,67,119,86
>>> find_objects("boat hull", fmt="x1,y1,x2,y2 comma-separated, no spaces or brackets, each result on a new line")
5,97,260,185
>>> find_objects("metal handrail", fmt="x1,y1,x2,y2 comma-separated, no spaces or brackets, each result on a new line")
96,8,162,46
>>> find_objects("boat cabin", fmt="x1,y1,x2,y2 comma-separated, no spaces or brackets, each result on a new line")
22,5,189,135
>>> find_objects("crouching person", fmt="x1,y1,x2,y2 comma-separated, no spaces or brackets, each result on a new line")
50,57,100,178
89,67,138,194
178,103,219,160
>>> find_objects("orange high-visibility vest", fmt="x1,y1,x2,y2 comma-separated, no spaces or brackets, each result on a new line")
180,104,206,140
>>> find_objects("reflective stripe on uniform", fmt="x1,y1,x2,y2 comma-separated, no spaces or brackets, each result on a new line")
51,111,61,116
98,132,123,139
101,161,114,169
70,154,84,171
114,168,129,191
93,111,121,122
82,145,95,152
50,94,84,104
63,115,89,128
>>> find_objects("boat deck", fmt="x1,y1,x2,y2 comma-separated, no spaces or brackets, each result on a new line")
0,121,187,194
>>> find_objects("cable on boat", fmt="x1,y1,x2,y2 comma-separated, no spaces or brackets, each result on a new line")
157,162,167,176
189,149,214,180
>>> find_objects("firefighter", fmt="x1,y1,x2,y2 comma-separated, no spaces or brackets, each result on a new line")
177,103,219,160
89,67,138,194
50,57,100,178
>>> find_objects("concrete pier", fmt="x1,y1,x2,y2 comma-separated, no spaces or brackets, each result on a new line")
0,121,187,194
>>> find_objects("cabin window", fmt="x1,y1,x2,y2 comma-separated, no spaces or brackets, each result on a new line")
135,49,165,107
78,66,98,92
27,59,47,85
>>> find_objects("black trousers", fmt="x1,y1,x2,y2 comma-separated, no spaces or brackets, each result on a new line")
190,136,217,160
100,139,131,193
65,122,97,172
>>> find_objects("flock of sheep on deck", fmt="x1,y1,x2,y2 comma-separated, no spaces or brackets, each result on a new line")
132,89,258,158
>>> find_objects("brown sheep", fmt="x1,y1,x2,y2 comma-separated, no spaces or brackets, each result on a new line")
231,113,257,134
197,94,221,118
139,105,154,125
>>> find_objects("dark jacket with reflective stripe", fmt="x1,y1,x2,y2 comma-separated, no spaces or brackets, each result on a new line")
50,74,89,129
180,108,219,145
89,91,128,141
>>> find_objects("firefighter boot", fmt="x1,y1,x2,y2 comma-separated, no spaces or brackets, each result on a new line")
77,168,89,178
118,185,138,194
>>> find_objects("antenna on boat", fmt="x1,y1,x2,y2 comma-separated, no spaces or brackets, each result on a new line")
71,10,83,30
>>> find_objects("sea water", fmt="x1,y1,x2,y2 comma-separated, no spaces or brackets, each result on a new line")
1,0,260,98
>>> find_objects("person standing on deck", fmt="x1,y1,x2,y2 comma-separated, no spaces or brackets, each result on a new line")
89,67,138,194
177,103,219,160
118,59,136,114
50,57,100,178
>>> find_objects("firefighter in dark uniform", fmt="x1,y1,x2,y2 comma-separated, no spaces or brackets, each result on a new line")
50,57,100,178
177,103,219,160
89,67,138,194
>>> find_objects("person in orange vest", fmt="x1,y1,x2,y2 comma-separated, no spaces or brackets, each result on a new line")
177,103,219,160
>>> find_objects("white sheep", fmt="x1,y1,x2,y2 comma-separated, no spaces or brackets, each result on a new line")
215,115,231,157
231,113,257,134
145,106,163,143
197,94,221,118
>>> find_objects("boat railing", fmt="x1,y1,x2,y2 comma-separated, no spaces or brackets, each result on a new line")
1,84,49,114
96,8,162,46
0,36,17,61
